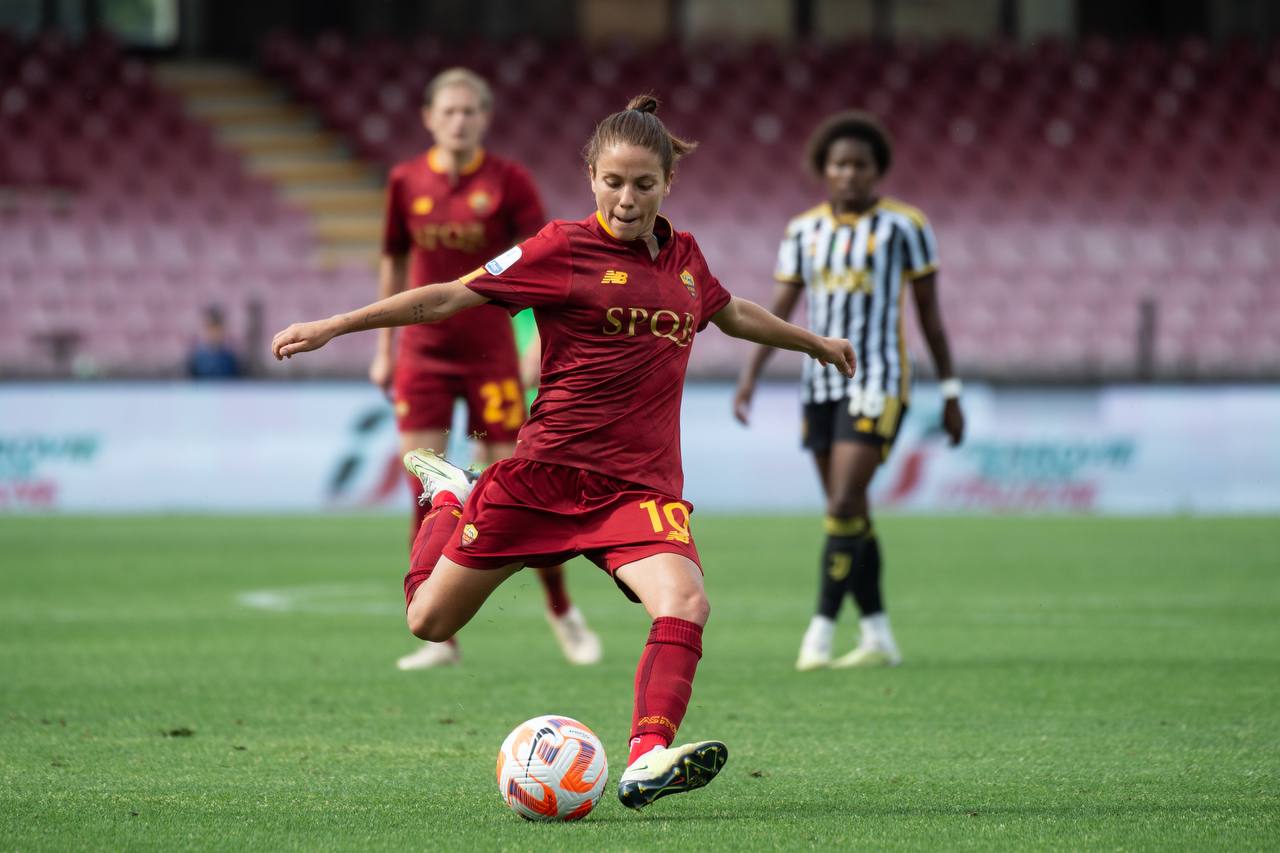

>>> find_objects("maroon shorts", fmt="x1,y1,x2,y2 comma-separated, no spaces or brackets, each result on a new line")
442,458,702,602
392,366,526,443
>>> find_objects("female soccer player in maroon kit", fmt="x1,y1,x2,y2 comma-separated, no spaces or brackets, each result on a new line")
273,96,855,810
375,68,599,670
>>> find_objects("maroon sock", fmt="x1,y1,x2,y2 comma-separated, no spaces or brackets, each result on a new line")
406,471,429,550
403,492,463,606
536,564,572,617
628,617,703,764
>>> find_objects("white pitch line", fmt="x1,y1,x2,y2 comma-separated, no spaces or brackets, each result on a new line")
236,584,402,616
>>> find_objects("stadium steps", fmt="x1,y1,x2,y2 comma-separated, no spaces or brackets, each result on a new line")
154,61,384,260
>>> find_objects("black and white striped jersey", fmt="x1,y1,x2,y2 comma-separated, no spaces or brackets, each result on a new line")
774,198,938,412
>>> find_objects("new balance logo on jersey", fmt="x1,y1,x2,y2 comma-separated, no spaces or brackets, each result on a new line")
600,270,628,285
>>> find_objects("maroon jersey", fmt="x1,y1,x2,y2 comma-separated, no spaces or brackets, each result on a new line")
464,212,733,496
382,147,546,374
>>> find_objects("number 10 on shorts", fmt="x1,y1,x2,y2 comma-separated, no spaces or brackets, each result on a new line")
639,499,691,544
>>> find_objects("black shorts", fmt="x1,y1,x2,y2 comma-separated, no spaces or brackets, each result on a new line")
802,395,908,459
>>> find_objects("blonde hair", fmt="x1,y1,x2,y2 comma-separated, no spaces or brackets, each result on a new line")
423,67,493,111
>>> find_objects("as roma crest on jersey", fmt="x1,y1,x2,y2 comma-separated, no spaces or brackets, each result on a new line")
680,269,696,298
467,190,492,216
461,523,479,546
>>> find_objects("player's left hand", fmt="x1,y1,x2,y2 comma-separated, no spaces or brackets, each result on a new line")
272,318,338,360
813,337,856,378
942,398,965,446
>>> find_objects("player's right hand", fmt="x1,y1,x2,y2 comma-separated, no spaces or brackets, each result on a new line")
369,351,395,394
272,318,337,360
732,381,755,426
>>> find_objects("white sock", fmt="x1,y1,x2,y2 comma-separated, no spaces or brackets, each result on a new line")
859,613,893,646
803,615,836,651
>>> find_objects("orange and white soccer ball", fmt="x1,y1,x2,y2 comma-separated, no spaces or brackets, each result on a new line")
496,715,608,821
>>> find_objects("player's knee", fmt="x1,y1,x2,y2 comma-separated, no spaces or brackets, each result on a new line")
407,604,452,643
666,589,709,626
690,594,710,626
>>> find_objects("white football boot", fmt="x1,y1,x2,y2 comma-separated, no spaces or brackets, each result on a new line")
402,448,477,507
395,640,461,670
831,614,902,668
795,614,836,671
546,606,603,665
617,741,729,810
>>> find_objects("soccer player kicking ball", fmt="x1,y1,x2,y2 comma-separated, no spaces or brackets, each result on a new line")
375,68,600,670
272,95,855,809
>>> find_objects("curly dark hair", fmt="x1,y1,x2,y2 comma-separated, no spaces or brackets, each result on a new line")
805,110,893,177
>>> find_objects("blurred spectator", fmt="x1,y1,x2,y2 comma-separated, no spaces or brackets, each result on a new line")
187,306,242,379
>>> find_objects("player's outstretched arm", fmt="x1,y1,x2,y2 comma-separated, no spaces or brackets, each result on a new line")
712,296,855,379
732,282,803,425
369,254,410,393
272,279,490,360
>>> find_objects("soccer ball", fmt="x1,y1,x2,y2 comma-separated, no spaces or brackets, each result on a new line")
496,715,608,821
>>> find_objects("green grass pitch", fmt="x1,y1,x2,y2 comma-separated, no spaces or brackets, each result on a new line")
1,514,1277,851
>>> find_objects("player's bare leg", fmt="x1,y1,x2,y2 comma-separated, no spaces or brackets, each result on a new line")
613,554,727,810
395,428,458,670
398,449,525,661
406,556,522,641
472,440,603,666
811,449,834,496
825,442,901,668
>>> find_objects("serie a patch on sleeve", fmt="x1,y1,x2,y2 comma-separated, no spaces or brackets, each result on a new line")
484,246,523,276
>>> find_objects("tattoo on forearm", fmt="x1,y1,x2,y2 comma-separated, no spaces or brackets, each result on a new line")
412,304,424,323
364,309,389,325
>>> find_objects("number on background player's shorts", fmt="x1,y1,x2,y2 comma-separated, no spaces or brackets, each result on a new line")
393,371,526,442
479,379,524,431
802,392,907,458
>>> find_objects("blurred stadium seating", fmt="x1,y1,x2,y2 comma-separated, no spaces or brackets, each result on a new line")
0,31,372,378
4,29,1279,379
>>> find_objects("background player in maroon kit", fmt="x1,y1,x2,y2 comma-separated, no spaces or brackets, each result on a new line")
272,95,855,810
374,68,600,670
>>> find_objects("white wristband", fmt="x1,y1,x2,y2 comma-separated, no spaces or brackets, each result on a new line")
939,378,963,399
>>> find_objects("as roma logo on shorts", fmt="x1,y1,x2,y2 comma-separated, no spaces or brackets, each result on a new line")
680,269,696,298
461,523,479,546
412,196,434,215
467,190,492,216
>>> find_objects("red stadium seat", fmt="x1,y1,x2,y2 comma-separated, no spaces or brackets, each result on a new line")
3,32,1278,378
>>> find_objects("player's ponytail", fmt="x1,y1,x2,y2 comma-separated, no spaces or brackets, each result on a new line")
583,94,697,177
626,94,660,114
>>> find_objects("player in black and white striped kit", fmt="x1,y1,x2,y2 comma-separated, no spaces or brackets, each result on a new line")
734,110,964,670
